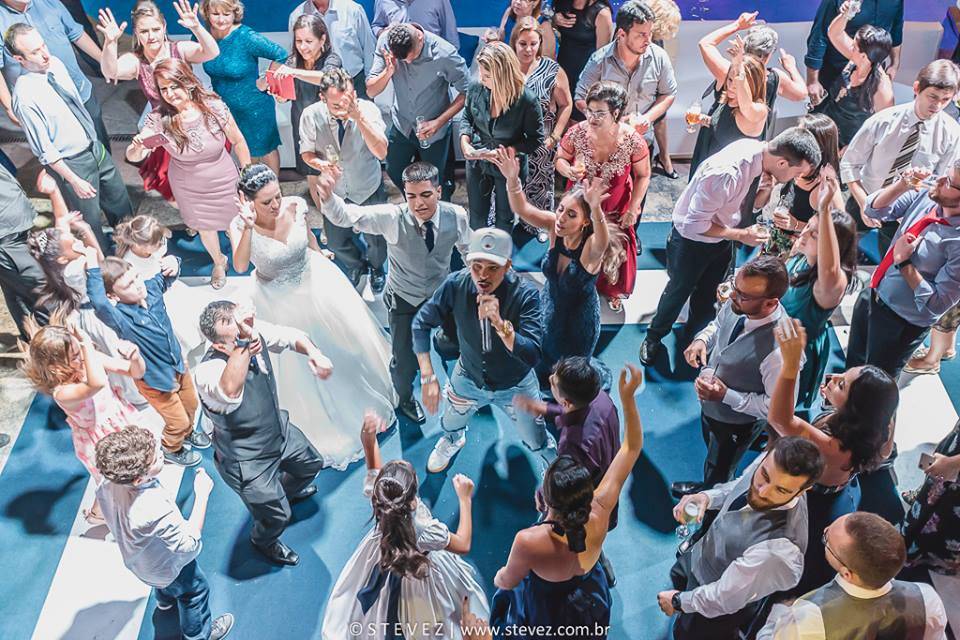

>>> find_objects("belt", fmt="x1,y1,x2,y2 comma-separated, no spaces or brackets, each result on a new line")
61,141,97,161
0,229,29,245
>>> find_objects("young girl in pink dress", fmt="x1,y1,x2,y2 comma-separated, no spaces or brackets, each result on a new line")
22,324,148,524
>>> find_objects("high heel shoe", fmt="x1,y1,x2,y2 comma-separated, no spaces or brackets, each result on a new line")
655,156,679,180
210,256,228,290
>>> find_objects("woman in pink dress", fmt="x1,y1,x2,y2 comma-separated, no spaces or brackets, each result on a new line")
556,81,650,312
22,324,147,524
98,0,220,202
126,58,251,289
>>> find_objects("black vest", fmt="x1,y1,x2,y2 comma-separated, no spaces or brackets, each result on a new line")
200,343,288,462
804,580,928,640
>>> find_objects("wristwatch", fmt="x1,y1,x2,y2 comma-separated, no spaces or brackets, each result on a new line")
672,592,684,614
894,257,912,270
496,320,515,339
420,374,437,385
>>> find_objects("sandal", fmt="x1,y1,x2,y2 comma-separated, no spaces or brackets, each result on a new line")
911,346,957,361
210,256,228,290
83,508,105,526
608,297,623,312
655,156,679,180
902,361,941,375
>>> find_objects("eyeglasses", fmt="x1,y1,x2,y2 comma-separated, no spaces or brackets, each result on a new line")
585,109,610,121
822,531,848,568
729,284,769,303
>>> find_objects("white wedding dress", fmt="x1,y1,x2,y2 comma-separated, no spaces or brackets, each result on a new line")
232,197,396,469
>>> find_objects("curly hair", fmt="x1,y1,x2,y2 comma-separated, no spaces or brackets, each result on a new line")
95,426,158,485
113,215,171,258
542,455,594,553
823,366,898,473
371,460,430,578
200,0,243,24
237,163,278,199
646,0,681,41
20,325,82,395
27,228,82,318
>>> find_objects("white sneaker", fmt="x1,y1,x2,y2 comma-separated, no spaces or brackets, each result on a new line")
363,468,380,497
427,433,466,473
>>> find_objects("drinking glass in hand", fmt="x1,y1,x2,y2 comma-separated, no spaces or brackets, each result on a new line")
685,101,703,134
415,116,430,149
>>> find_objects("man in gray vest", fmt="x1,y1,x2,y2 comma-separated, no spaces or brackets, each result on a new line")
672,254,796,497
194,301,334,567
757,511,948,640
658,436,824,640
316,161,471,424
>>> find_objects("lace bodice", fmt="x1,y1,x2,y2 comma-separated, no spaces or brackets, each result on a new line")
236,197,310,287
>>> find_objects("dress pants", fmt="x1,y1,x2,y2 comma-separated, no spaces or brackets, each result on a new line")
49,141,133,249
845,288,929,378
465,159,513,231
322,184,388,284
385,290,458,406
155,560,212,640
701,412,764,489
385,126,453,201
0,231,46,340
670,551,762,640
646,229,733,345
214,424,325,546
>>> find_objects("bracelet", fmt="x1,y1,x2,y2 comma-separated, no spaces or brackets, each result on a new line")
420,374,437,385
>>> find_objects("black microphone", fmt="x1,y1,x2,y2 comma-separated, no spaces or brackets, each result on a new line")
481,317,493,353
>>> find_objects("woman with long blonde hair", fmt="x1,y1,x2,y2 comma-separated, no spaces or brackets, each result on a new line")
125,59,251,289
460,41,545,230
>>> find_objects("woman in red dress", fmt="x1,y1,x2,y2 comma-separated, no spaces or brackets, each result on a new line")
556,81,650,311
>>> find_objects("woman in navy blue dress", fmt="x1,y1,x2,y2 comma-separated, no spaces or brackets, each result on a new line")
492,147,612,385
490,365,645,639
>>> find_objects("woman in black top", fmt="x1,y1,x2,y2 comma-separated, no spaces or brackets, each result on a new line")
461,42,544,231
552,0,612,122
815,4,894,148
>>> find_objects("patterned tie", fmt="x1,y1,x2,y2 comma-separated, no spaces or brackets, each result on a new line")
882,121,922,187
728,315,747,345
422,219,435,252
47,72,96,144
870,205,948,288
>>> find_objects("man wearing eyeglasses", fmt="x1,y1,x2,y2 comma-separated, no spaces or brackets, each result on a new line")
658,437,824,640
671,255,799,498
846,160,960,378
756,512,948,640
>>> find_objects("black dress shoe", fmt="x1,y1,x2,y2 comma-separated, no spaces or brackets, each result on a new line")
670,481,704,499
369,268,386,294
397,397,425,424
638,339,662,367
252,539,299,566
289,485,317,504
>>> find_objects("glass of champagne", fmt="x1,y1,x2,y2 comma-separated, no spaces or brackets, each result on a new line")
415,116,430,149
685,100,703,134
324,144,340,166
572,156,586,185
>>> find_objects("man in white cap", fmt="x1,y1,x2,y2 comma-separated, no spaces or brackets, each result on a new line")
412,227,554,473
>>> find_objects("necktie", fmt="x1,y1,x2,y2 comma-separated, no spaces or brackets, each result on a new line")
728,315,747,345
883,121,922,186
337,119,346,145
727,490,750,512
870,204,947,288
47,72,97,144
422,219,435,252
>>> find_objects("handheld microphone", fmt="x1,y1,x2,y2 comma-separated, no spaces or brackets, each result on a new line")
481,317,493,353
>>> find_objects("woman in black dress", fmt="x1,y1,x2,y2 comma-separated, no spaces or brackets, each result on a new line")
552,0,612,122
816,3,894,148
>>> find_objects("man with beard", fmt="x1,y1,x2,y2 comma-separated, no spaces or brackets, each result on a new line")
671,255,795,497
846,159,960,378
657,436,824,640
412,227,555,474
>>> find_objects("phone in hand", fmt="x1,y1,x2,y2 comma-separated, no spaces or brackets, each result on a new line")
919,452,960,482
141,133,170,149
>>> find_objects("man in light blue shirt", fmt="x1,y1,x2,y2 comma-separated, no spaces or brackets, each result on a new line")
372,0,459,48
288,0,377,98
0,0,108,143
846,164,960,377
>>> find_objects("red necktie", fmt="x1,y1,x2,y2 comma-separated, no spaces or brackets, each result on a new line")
870,205,947,289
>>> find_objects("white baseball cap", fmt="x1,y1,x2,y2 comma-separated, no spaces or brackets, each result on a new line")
466,228,513,266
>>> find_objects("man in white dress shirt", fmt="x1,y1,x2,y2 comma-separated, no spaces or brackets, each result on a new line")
757,512,948,640
658,437,824,640
640,129,820,367
95,426,235,640
840,60,960,252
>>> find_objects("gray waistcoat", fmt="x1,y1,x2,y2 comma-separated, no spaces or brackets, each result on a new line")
804,580,928,640
388,203,461,306
691,459,808,588
702,304,779,424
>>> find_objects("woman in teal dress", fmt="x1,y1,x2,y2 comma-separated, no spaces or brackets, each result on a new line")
780,166,858,408
201,0,287,174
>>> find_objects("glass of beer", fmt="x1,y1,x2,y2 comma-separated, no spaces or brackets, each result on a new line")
685,100,703,134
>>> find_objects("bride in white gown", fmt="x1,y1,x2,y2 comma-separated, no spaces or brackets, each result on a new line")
229,164,396,469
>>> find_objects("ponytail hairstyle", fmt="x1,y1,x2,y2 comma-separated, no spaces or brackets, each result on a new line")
371,460,430,578
237,163,278,200
851,25,893,113
27,228,82,317
542,455,594,553
21,325,83,394
113,215,172,258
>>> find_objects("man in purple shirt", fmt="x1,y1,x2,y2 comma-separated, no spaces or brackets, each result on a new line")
515,356,621,581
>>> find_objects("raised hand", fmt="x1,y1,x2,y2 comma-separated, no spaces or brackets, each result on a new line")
380,46,397,75
735,11,759,30
96,8,127,44
778,48,797,71
618,364,643,401
235,194,257,228
774,317,806,370
818,164,839,211
173,0,202,32
583,176,609,211
489,146,521,182
727,35,746,62
452,473,475,499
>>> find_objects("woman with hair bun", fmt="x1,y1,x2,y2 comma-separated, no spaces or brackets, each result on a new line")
322,413,489,638
490,365,645,638
228,164,396,469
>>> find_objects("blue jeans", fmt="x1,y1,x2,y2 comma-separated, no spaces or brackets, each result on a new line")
440,362,555,456
155,560,212,640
